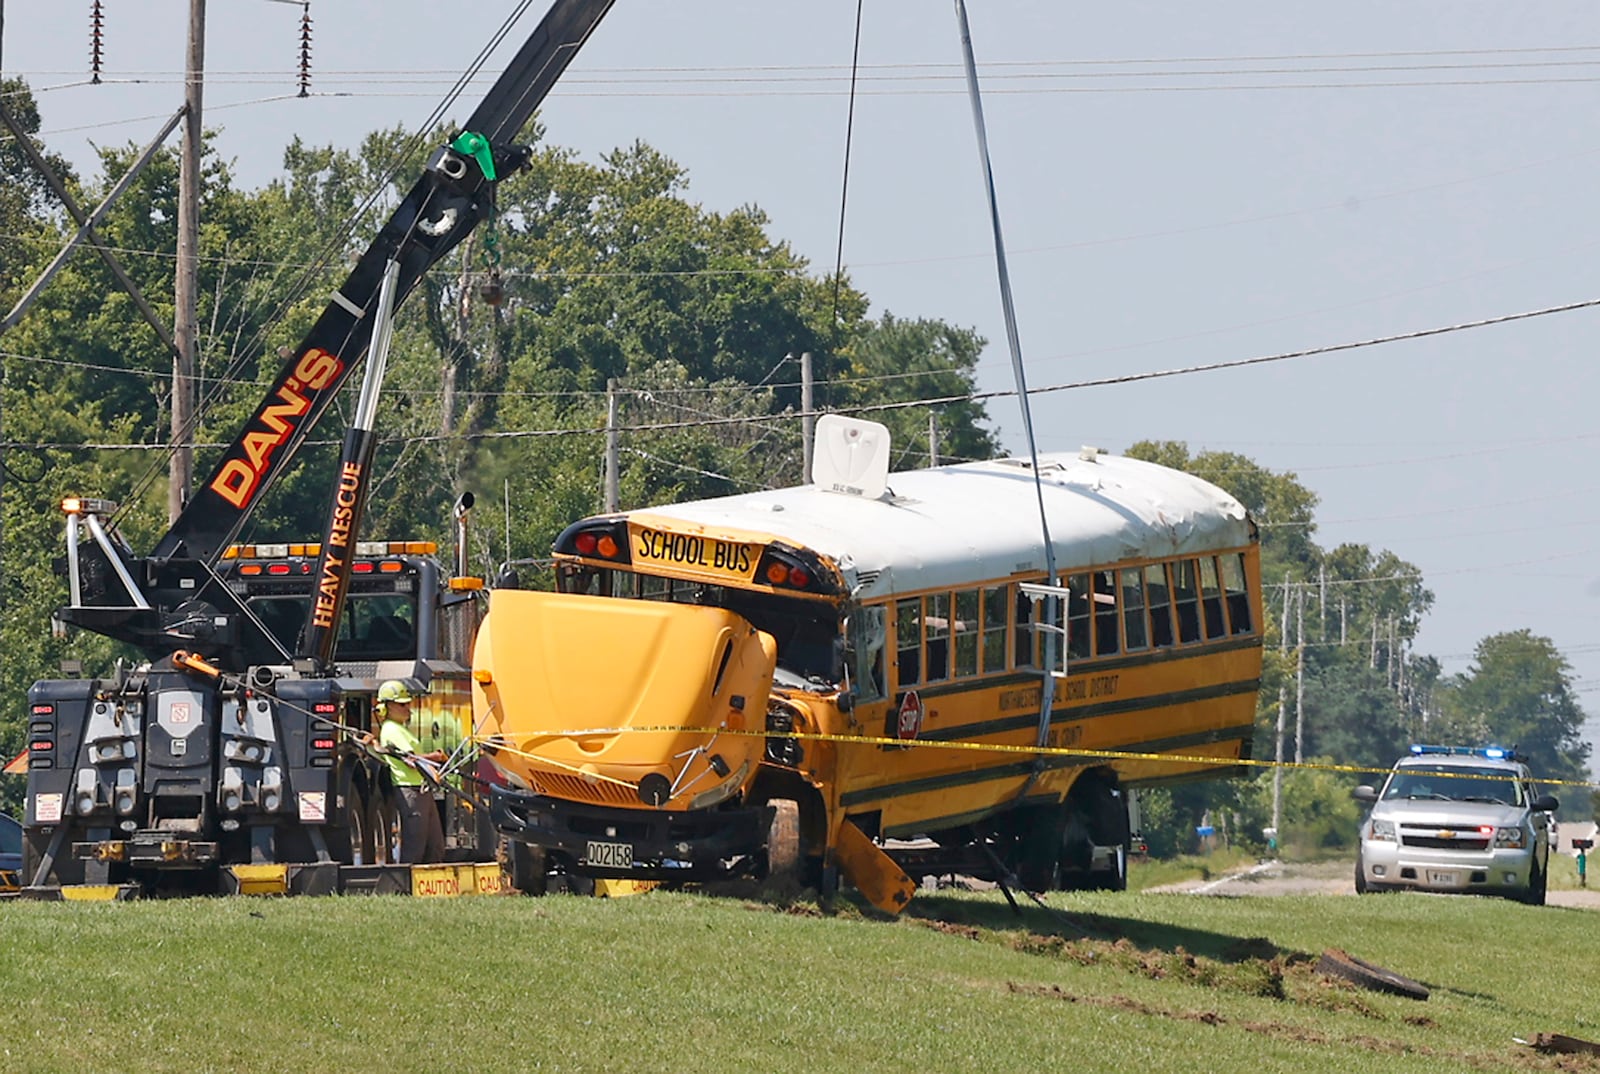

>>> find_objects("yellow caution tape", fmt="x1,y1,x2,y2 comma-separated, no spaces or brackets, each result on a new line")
473,724,1600,791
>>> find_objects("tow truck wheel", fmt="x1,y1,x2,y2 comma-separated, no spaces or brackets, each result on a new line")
373,788,402,865
347,785,379,866
23,827,83,888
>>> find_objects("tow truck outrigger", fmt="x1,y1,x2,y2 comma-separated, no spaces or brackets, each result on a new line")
20,0,617,896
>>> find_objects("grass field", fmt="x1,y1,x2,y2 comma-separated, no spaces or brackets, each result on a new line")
2,864,1596,1074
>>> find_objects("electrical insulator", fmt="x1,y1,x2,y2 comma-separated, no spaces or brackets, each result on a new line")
297,3,314,98
89,0,106,85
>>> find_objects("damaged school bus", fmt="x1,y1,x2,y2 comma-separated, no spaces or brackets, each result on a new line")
474,417,1263,911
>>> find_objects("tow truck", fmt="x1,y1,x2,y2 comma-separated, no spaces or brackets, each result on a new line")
18,0,617,898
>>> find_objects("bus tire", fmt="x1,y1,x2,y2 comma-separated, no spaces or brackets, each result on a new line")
1096,843,1129,892
760,799,802,888
1016,805,1065,893
506,837,548,896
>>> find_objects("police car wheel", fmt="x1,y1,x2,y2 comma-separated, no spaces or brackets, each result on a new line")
1520,860,1547,906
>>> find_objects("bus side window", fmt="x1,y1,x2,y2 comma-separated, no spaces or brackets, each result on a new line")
1014,587,1035,668
895,601,921,687
981,585,1008,672
1173,559,1202,644
1146,563,1174,648
925,593,951,682
847,606,887,702
1066,575,1091,660
1120,568,1148,651
1200,556,1227,638
1223,553,1253,634
954,589,979,677
1092,570,1119,656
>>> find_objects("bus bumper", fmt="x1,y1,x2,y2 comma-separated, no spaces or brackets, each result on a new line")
490,784,765,881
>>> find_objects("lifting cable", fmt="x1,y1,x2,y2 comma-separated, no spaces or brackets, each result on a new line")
952,0,1061,794
826,0,866,349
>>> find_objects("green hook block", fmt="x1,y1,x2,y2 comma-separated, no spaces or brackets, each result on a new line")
449,131,496,182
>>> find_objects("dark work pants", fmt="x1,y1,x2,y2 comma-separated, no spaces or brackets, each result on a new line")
397,785,445,864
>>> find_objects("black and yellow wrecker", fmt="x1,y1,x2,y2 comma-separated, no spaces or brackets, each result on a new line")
16,0,617,900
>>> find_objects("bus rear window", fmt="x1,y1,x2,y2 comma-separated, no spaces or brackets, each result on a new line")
1222,553,1253,634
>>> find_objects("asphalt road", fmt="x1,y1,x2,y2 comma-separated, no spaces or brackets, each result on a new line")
1148,858,1600,909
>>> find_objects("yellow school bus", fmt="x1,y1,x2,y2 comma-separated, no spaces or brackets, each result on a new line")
473,420,1262,911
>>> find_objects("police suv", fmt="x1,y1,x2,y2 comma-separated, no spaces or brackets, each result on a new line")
1352,745,1558,905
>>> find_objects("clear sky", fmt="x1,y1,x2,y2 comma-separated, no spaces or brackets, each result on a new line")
4,1,1598,763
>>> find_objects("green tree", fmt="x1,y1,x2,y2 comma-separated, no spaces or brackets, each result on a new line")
1238,758,1363,855
837,312,998,469
0,78,74,308
1435,630,1590,797
1300,660,1409,772
1125,441,1320,586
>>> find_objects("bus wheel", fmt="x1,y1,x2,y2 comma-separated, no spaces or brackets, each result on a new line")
505,837,548,896
1100,843,1129,892
760,799,802,889
1016,805,1065,893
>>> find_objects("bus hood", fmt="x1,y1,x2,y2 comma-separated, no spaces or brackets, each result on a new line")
472,590,776,810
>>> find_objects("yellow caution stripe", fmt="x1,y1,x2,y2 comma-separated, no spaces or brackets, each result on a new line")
475,725,1600,791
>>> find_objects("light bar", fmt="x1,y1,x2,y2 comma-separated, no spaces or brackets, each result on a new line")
1409,744,1518,761
225,540,435,560
354,541,437,556
60,497,119,516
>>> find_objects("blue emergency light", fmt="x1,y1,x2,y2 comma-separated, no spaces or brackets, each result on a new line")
1408,744,1518,761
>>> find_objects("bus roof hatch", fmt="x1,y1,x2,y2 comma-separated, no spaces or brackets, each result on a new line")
813,415,891,500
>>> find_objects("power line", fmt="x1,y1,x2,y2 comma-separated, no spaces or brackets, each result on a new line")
8,292,1600,448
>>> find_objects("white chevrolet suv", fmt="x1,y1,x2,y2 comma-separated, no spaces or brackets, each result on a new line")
1353,745,1558,905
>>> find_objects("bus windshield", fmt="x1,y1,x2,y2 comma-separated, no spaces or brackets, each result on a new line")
560,565,842,684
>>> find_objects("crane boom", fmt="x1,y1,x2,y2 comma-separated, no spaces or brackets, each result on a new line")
57,0,616,665
157,0,616,567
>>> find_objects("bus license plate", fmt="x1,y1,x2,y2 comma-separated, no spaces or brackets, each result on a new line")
586,840,633,869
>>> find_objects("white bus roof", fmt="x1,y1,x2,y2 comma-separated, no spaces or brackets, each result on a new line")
632,450,1252,600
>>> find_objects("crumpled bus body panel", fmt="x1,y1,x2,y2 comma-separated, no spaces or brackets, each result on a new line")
473,589,776,811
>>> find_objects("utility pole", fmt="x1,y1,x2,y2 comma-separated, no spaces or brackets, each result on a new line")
1388,616,1398,690
1294,583,1305,765
1318,564,1326,639
1272,573,1289,840
927,411,939,467
603,378,620,512
169,0,205,522
799,351,813,483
